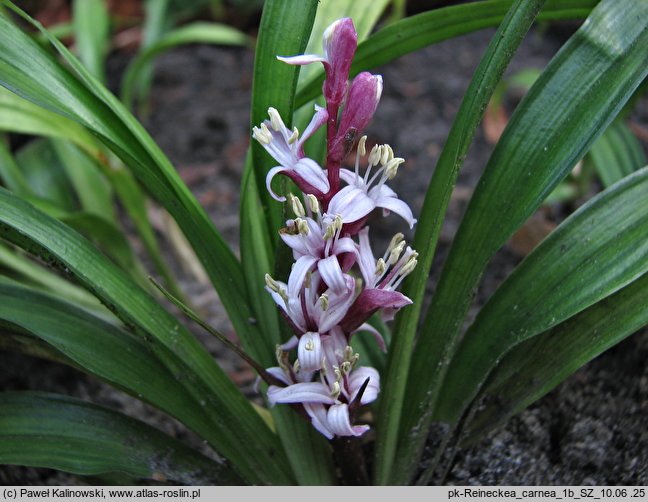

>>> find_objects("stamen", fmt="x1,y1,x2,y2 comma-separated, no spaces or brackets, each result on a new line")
265,274,288,301
288,193,305,217
268,107,282,131
340,361,352,375
367,144,381,167
385,157,405,180
306,194,320,213
330,381,341,399
375,258,386,276
287,127,299,144
252,124,271,145
380,144,391,165
296,218,309,235
358,135,367,156
319,293,329,311
293,359,301,373
388,241,406,265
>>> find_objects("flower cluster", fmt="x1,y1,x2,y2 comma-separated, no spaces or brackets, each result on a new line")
253,18,418,439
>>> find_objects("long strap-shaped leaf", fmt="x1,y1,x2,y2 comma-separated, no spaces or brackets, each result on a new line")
435,166,648,423
0,392,241,484
374,0,547,485
463,270,648,443
401,0,648,480
0,188,293,484
0,3,261,357
294,0,598,108
0,282,218,444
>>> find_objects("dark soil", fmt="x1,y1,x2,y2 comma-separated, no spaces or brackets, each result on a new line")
1,20,647,485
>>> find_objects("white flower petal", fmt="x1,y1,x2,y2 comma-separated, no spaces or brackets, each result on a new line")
348,366,380,404
266,166,289,201
294,158,330,194
303,403,334,439
287,255,318,298
267,382,336,406
265,367,291,386
327,403,370,437
317,256,346,293
356,227,376,286
327,185,375,223
298,332,322,372
352,322,386,353
277,54,327,66
369,185,417,228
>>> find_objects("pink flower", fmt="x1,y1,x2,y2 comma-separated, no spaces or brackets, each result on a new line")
253,106,329,201
328,138,417,228
278,18,357,106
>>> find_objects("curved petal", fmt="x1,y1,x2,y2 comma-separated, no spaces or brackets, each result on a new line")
266,166,289,201
348,366,380,404
351,322,386,353
299,105,329,149
277,54,327,66
287,255,318,298
290,158,330,195
318,275,356,333
317,256,346,293
279,335,299,352
356,227,376,286
298,332,322,372
327,403,370,437
267,382,335,405
327,185,375,223
303,403,334,439
340,288,412,333
369,185,417,229
265,367,291,386
338,168,358,186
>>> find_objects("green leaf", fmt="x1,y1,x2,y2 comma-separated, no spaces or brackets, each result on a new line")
50,139,115,223
400,0,648,478
0,2,262,362
463,271,648,444
239,156,280,364
588,120,646,187
374,0,548,485
59,212,140,279
15,138,78,212
0,137,32,196
72,0,110,83
121,21,250,109
0,282,211,428
0,244,109,320
0,86,100,157
250,0,319,241
0,187,293,484
435,166,648,424
0,392,241,484
295,0,599,108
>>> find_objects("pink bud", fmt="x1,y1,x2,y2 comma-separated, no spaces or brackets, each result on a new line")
330,72,383,162
321,18,358,106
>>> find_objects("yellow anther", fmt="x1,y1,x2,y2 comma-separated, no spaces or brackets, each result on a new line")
388,233,405,252
389,241,406,265
288,193,305,217
306,194,320,213
358,135,367,156
330,381,341,399
252,124,271,145
385,158,405,179
287,127,299,145
268,107,282,131
319,293,329,311
296,218,309,235
375,257,386,276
